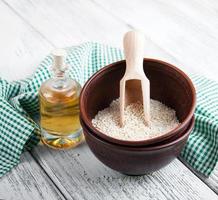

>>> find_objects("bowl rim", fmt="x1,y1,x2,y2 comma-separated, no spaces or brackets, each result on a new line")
80,58,196,146
81,116,195,151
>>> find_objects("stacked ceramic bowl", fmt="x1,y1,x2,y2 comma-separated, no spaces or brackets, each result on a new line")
80,59,196,175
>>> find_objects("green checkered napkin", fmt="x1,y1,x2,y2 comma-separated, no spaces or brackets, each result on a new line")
0,42,217,177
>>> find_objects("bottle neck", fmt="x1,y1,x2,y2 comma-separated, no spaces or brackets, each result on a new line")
52,68,68,89
53,69,66,78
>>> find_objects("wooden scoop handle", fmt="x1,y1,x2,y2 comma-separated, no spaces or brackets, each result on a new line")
123,31,145,76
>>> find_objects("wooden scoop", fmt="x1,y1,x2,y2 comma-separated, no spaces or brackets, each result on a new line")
120,30,150,127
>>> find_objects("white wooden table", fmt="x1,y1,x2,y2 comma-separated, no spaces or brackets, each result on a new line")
0,1,217,199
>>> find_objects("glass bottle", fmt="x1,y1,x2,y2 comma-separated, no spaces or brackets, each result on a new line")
39,49,84,149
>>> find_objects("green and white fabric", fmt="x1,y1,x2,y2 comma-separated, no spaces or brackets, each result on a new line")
0,42,217,177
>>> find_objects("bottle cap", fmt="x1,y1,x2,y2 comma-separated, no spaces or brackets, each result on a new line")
51,49,67,71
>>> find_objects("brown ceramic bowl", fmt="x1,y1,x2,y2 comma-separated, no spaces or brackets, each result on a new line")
81,116,195,175
80,59,196,146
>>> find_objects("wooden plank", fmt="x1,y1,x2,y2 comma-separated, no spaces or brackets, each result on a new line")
31,144,218,200
5,0,218,78
3,0,130,47
0,0,53,81
205,165,218,194
2,0,183,68
180,157,218,195
91,0,218,81
0,152,64,200
7,0,217,77
2,0,181,77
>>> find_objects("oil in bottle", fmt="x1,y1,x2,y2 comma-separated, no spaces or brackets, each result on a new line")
39,49,84,149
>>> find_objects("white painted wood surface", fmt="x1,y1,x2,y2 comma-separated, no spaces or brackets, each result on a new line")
92,0,218,82
0,1,53,81
31,144,218,200
0,0,217,199
0,152,64,200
